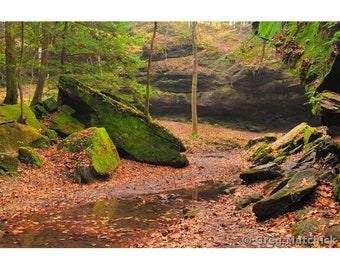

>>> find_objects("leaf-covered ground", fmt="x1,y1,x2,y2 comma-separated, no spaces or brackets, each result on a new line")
0,120,339,248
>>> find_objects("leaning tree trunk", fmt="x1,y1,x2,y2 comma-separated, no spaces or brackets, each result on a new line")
31,23,50,106
191,21,198,136
3,22,18,105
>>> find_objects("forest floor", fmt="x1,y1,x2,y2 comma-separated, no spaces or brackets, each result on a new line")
0,120,339,248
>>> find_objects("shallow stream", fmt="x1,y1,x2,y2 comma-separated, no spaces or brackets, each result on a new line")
0,181,229,248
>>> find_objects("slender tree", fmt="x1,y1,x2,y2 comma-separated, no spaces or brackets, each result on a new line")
191,21,198,136
17,22,25,122
60,22,68,74
144,21,157,120
31,22,51,106
3,22,18,104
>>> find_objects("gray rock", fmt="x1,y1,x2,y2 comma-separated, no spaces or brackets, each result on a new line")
239,162,282,183
252,169,319,220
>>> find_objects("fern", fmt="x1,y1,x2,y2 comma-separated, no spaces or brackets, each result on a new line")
258,22,282,40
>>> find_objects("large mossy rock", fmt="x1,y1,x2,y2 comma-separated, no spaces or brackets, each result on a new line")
0,104,49,152
31,97,59,119
57,76,188,168
0,122,49,152
252,169,319,220
59,127,120,184
49,105,85,137
0,104,44,130
18,147,43,168
0,153,19,174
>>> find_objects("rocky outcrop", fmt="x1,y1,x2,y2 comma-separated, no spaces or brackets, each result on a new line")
240,121,339,221
316,91,340,136
252,169,319,220
239,162,282,183
58,76,188,168
243,122,327,166
138,62,318,129
59,127,120,184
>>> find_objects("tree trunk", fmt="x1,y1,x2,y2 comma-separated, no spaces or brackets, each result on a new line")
144,21,157,121
191,22,198,136
260,39,267,63
3,22,18,104
31,23,50,106
60,22,68,74
17,22,25,123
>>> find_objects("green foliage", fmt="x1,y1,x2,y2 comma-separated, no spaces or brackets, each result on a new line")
258,22,282,40
256,22,340,113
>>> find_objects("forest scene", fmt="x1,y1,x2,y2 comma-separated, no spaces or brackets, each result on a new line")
0,19,340,257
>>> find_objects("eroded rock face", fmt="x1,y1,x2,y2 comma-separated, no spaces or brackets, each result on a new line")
58,76,188,168
139,65,317,128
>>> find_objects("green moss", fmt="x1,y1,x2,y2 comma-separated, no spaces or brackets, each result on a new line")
88,128,120,175
274,155,286,164
49,110,85,137
42,97,58,113
0,104,44,130
31,104,48,120
249,142,274,164
236,193,263,210
60,127,120,178
18,147,43,168
41,129,58,143
0,122,49,152
0,153,19,172
292,217,329,238
58,76,188,168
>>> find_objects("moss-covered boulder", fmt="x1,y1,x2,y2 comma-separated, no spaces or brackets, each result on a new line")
18,147,43,168
333,174,340,201
41,129,59,144
31,97,58,119
239,162,282,183
252,169,319,220
0,153,19,173
60,127,120,184
0,104,44,130
292,217,329,238
49,105,85,137
325,224,340,240
243,122,327,166
41,97,58,113
57,76,188,168
235,193,263,210
0,122,49,152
